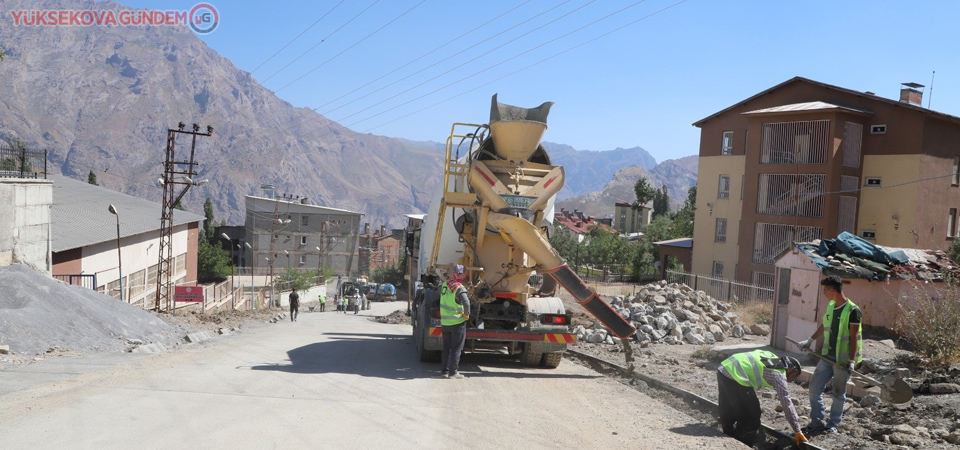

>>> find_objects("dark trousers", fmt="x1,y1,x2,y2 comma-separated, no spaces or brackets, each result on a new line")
717,371,761,446
290,305,298,321
320,303,325,312
441,322,467,375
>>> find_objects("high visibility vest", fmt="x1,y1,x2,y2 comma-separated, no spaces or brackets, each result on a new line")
822,299,863,365
440,281,467,327
721,349,785,390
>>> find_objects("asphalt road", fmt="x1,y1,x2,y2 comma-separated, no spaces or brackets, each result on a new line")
0,302,742,450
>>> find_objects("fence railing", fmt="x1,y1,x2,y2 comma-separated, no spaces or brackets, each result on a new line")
665,270,773,306
54,274,97,290
0,146,47,179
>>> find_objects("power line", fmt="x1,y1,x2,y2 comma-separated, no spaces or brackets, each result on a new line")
273,0,429,94
249,0,347,74
260,0,383,85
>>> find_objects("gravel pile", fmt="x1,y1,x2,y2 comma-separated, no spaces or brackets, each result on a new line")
0,264,178,355
574,280,764,346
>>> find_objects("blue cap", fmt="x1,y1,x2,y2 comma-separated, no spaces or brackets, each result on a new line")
453,264,465,274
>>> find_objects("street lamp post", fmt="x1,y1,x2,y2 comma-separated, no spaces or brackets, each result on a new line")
108,204,124,302
244,242,253,309
269,218,291,308
221,232,234,290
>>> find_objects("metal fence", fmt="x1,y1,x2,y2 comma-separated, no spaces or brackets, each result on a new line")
0,146,47,179
665,270,773,306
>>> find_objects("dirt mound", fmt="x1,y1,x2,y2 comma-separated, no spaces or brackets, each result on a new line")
0,264,178,355
375,310,411,325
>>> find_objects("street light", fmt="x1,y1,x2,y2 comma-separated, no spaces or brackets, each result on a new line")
269,218,292,308
108,204,124,303
221,232,235,286
245,242,253,309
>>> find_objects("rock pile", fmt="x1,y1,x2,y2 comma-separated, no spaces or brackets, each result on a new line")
575,280,760,346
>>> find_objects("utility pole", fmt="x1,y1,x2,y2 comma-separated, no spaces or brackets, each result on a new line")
316,219,346,285
155,122,212,313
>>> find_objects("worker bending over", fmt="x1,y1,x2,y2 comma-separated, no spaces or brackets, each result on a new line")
717,350,807,447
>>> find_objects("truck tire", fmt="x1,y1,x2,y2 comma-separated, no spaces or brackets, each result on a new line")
541,352,563,368
416,306,441,363
519,344,542,366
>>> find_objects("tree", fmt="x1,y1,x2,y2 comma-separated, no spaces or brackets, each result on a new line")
203,197,215,244
548,222,578,264
197,239,231,283
0,45,5,62
633,177,656,211
87,170,99,186
652,185,670,219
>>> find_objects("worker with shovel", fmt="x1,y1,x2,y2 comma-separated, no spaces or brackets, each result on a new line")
797,275,862,435
717,350,807,447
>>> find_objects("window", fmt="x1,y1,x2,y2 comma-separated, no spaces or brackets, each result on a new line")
302,216,309,226
870,124,887,134
299,255,306,265
300,236,307,245
953,157,959,186
760,120,829,164
721,131,734,155
718,175,730,199
712,261,724,279
865,177,882,187
756,174,825,217
842,122,862,168
861,230,876,240
949,208,958,238
715,218,727,243
753,223,822,264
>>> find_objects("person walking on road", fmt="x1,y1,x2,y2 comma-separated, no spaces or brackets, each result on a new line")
797,275,863,435
717,350,807,447
289,288,300,322
440,264,470,379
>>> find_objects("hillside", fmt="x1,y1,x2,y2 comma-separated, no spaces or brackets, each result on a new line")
555,155,698,220
542,142,658,200
0,0,442,228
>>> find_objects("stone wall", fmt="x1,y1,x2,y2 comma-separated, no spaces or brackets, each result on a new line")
0,179,52,273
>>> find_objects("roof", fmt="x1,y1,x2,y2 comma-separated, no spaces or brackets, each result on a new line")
792,232,960,282
693,76,960,127
654,238,693,248
245,195,362,216
742,101,873,116
614,200,652,209
554,212,615,235
51,175,204,252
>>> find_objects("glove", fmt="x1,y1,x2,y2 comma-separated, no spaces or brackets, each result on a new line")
797,339,813,353
845,361,855,373
795,432,808,446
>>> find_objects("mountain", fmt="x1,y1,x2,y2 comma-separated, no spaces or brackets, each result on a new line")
542,142,658,200
555,155,698,220
0,0,442,229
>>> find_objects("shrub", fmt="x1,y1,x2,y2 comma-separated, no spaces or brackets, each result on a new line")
896,282,960,367
732,301,772,327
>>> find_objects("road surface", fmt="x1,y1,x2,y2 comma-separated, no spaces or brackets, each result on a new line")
0,302,742,449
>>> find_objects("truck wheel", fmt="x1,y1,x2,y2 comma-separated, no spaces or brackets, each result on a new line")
541,352,563,368
519,344,542,366
417,306,441,363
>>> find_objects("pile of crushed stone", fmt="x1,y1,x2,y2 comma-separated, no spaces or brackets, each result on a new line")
0,264,178,355
375,310,411,325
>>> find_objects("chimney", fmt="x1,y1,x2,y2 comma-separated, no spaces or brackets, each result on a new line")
899,82,924,106
261,184,275,200
380,225,386,236
300,197,309,204
363,223,370,235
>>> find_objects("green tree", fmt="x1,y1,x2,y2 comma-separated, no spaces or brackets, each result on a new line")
87,170,99,186
197,239,231,283
633,177,656,212
548,222,578,264
672,186,697,238
203,197,216,244
652,185,670,219
0,45,6,62
274,268,315,292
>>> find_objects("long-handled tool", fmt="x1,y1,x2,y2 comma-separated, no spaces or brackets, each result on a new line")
786,336,913,404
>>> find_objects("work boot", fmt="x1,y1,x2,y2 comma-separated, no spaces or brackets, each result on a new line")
449,373,465,379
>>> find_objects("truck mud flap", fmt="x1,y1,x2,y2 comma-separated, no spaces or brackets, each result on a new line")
431,327,575,343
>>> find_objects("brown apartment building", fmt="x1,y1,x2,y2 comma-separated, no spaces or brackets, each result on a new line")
691,77,960,289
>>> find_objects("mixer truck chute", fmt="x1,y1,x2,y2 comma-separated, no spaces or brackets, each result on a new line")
410,95,636,368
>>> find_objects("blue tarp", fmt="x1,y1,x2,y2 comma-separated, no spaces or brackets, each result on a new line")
818,232,895,264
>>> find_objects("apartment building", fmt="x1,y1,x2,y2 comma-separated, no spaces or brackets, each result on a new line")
614,201,652,236
691,77,960,289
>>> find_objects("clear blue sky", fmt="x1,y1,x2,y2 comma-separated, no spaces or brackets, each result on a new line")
120,0,960,163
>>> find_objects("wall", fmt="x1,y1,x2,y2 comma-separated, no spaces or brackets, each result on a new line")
0,179,52,273
859,154,922,248
691,155,744,278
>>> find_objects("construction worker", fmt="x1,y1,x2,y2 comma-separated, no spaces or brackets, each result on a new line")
717,350,807,447
440,264,470,379
797,275,862,435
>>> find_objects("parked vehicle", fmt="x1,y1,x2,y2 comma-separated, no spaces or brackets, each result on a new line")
368,283,396,302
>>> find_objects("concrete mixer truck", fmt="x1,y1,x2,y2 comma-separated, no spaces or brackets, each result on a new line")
408,95,636,368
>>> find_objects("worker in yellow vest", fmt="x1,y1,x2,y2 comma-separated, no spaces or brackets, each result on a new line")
440,264,470,379
797,275,863,435
718,349,806,447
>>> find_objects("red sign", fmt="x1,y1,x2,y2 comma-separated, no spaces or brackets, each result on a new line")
174,286,204,303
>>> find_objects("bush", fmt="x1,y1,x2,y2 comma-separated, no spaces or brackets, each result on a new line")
274,268,315,292
896,282,960,367
732,302,772,327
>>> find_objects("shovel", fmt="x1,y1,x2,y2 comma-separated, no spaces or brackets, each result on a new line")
786,336,913,404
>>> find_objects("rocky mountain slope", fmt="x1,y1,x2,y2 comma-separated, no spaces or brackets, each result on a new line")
555,155,698,220
542,142,658,200
0,0,442,228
